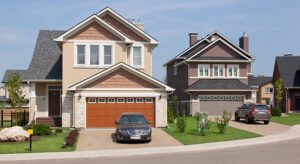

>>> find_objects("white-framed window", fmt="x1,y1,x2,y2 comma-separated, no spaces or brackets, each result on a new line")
265,87,274,94
88,98,96,103
145,98,153,103
107,98,115,103
227,65,239,77
74,43,114,67
131,45,144,68
127,98,134,103
117,98,125,103
76,45,86,65
213,64,225,77
98,98,106,103
198,64,210,77
174,66,177,75
136,98,144,103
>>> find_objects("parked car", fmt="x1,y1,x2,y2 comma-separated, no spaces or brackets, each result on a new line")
115,113,152,142
234,103,271,124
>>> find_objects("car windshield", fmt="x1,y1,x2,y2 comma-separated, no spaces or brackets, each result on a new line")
255,105,268,111
119,115,147,124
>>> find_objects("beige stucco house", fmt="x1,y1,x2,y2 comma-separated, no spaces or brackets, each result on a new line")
2,7,174,128
248,75,273,105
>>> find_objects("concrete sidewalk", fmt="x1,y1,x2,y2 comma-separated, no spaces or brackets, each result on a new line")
1,125,300,162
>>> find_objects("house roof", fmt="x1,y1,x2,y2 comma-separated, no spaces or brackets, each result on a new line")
186,79,253,91
275,56,300,88
69,62,174,91
248,76,272,87
2,30,64,83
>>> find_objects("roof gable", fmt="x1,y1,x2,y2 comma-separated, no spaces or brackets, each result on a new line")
275,56,300,87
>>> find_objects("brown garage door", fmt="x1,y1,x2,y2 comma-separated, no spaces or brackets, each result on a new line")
86,97,155,128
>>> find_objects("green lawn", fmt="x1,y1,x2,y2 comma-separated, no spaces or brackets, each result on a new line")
164,118,260,145
271,113,300,126
0,129,76,154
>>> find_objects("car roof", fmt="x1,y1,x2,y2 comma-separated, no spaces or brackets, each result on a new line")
120,112,144,116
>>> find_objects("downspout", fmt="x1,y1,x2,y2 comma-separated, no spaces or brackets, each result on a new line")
286,88,288,115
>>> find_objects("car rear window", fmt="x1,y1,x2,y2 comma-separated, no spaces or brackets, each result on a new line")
255,105,268,111
119,115,147,124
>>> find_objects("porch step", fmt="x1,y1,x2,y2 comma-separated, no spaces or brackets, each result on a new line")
34,117,62,127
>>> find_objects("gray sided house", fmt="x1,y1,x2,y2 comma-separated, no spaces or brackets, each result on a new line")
165,31,256,115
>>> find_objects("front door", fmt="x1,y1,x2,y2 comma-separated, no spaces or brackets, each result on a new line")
48,90,61,117
295,95,300,111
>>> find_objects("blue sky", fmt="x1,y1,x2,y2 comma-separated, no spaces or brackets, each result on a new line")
0,0,299,83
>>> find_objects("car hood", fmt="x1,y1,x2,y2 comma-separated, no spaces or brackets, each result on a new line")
118,124,150,130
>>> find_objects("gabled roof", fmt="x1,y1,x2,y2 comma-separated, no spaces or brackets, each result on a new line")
186,79,254,91
248,76,272,87
274,56,300,88
2,70,29,83
69,62,174,91
164,31,255,66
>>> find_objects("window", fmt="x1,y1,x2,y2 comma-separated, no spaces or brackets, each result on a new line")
227,65,239,77
198,64,210,77
104,45,112,65
90,45,99,65
266,87,273,94
145,98,153,103
136,98,144,103
107,98,115,103
98,98,106,103
133,46,142,67
213,64,225,77
88,98,96,103
127,98,134,103
77,45,85,65
174,66,177,75
117,98,125,103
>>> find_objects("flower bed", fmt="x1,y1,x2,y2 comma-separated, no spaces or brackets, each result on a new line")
0,126,29,142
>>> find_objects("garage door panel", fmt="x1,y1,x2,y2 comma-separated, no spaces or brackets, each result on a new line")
200,101,242,116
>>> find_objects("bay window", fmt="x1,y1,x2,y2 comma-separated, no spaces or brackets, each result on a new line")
213,64,225,77
198,64,210,77
227,65,239,77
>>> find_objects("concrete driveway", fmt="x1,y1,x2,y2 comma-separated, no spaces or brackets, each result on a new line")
76,128,182,151
229,119,289,136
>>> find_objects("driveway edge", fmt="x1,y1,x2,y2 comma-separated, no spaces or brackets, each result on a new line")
1,125,300,162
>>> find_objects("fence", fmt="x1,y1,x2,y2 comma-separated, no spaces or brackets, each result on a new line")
0,109,29,127
168,101,191,116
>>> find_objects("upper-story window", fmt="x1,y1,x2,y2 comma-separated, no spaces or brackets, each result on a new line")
227,65,239,77
265,87,273,94
198,64,210,77
213,64,225,77
132,46,143,67
75,43,114,67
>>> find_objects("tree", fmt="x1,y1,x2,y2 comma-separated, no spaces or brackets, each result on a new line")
5,73,25,126
275,79,283,108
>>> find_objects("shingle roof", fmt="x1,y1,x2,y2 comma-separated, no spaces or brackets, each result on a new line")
2,30,64,83
187,79,253,91
248,76,272,87
276,56,300,88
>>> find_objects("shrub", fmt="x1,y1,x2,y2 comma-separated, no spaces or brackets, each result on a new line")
176,116,187,133
215,110,232,134
33,124,51,136
167,106,174,123
55,128,63,133
272,107,282,116
63,129,79,148
17,112,28,126
194,112,210,136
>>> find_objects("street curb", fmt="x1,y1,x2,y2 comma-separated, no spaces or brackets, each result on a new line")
1,125,300,162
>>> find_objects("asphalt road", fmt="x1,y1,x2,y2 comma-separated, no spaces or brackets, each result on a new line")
3,138,300,164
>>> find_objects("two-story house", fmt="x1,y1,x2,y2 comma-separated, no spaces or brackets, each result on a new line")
2,7,174,128
248,75,273,105
165,31,255,115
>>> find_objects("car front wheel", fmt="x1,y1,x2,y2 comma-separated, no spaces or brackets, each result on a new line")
235,113,240,121
245,116,250,124
264,120,270,124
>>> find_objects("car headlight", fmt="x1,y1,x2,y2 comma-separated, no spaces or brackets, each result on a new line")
118,129,128,134
143,128,151,134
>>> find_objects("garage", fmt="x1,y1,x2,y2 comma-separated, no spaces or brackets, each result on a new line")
199,95,244,116
86,97,155,128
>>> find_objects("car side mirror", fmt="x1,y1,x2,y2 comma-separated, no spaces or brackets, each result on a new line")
147,120,152,124
115,121,119,125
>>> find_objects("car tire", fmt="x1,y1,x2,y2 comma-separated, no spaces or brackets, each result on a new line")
245,116,250,124
235,113,240,122
116,135,121,143
264,120,270,124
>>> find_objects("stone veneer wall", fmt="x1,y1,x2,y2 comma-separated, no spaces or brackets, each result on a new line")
74,95,86,128
36,96,47,117
155,93,168,127
62,95,73,127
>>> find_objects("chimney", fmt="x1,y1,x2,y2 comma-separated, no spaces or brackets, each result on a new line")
129,18,144,30
189,33,198,47
284,53,293,57
239,32,249,52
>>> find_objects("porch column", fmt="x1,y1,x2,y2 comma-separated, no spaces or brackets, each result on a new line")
62,93,73,127
190,99,200,115
29,82,36,123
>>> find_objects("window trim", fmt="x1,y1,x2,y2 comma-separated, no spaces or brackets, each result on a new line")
227,64,239,77
127,98,134,103
89,44,101,66
75,44,86,66
265,87,274,94
117,98,125,103
213,64,225,77
145,98,153,103
198,64,210,77
88,98,96,103
107,98,116,103
98,98,106,103
131,44,144,68
103,45,114,67
136,98,144,103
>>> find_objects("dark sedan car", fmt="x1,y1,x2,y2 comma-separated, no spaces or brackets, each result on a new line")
115,113,152,142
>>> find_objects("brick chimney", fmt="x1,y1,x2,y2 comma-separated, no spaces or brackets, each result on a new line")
239,32,249,52
129,18,144,30
189,33,198,47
